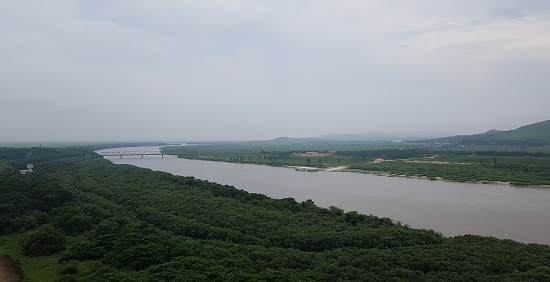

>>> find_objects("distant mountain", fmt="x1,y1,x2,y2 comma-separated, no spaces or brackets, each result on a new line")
246,131,453,146
317,131,451,142
246,136,389,146
246,136,326,146
420,119,550,147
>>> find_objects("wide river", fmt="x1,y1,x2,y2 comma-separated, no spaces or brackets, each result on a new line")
98,146,550,245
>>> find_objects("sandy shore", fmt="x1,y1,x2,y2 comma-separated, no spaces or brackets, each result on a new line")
286,165,348,172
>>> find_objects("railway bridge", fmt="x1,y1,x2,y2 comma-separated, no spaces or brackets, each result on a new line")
98,151,165,158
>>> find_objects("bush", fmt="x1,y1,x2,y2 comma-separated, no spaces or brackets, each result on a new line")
60,261,79,275
23,226,65,256
57,274,77,282
62,240,103,260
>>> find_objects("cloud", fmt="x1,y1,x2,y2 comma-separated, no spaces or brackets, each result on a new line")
1,0,549,141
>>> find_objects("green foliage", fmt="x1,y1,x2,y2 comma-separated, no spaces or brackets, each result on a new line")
351,154,550,185
60,261,79,275
161,143,362,168
0,177,72,235
338,148,432,159
61,240,103,261
22,225,65,257
52,208,93,235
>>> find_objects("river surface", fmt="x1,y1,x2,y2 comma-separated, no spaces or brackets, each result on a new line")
98,146,550,245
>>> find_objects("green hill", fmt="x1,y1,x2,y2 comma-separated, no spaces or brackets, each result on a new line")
425,119,550,147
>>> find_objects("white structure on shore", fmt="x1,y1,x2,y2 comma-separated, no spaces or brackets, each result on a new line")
20,164,34,175
295,166,320,172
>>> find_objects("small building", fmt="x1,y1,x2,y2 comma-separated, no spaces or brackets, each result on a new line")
20,164,34,174
374,158,384,163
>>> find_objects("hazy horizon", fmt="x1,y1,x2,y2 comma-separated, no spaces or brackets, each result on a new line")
2,1,550,142
0,120,539,144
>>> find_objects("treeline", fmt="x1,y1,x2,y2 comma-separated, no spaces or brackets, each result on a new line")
0,147,87,161
75,142,168,151
339,148,550,160
445,150,550,158
337,148,432,160
458,138,550,147
1,149,550,281
350,161,550,185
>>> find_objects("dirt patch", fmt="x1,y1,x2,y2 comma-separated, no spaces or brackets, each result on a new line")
324,166,348,172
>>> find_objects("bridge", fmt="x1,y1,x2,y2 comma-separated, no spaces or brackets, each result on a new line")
98,151,165,158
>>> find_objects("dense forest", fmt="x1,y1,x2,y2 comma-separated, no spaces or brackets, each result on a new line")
1,147,550,281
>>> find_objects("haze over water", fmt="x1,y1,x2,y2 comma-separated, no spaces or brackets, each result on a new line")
99,146,550,245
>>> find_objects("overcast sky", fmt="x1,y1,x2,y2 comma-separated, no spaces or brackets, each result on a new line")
1,0,550,142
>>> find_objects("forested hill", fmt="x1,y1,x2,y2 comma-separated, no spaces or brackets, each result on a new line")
1,148,550,281
420,119,550,146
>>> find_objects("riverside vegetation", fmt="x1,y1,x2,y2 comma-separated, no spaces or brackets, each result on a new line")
1,147,550,281
162,144,550,186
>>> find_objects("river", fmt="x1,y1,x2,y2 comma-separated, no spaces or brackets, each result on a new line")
98,146,550,245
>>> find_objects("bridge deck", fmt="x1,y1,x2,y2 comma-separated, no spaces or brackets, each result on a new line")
98,151,165,158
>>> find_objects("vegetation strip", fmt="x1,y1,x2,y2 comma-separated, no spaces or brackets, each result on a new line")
162,145,550,186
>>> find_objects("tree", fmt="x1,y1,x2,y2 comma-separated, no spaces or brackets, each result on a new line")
53,212,93,235
344,211,365,226
328,206,344,216
23,226,65,256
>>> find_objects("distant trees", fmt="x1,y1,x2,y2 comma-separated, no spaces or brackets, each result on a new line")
338,148,431,160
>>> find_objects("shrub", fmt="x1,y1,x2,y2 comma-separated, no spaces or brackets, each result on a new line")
22,226,65,256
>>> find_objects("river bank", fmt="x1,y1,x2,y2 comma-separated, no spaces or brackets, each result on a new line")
175,154,550,188
345,168,550,188
167,142,550,186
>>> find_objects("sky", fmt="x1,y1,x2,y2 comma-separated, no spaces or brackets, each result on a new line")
1,0,550,142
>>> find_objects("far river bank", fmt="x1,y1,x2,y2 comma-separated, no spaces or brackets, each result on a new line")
177,156,550,189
